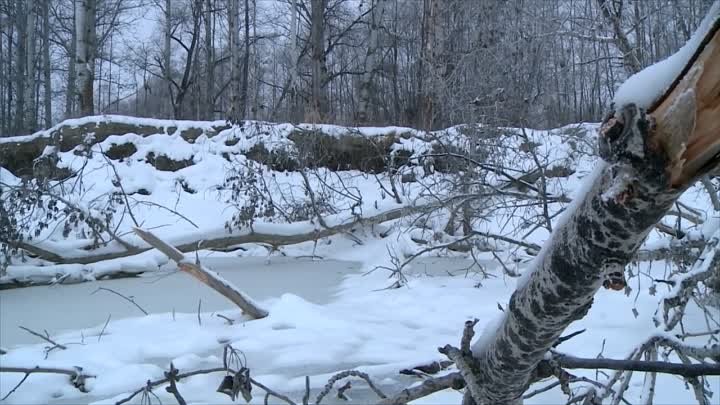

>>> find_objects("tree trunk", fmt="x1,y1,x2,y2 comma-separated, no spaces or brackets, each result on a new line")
42,0,51,128
24,0,36,131
418,0,438,131
597,0,642,76
238,0,250,119
357,0,387,124
308,0,329,122
465,18,720,405
164,0,172,117
13,0,26,134
227,0,240,123
203,0,214,119
75,0,96,117
65,5,77,119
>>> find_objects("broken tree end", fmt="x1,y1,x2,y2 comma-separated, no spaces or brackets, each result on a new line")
650,17,720,188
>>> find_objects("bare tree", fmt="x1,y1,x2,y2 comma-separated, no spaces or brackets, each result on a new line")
41,0,50,128
75,0,96,116
308,0,329,122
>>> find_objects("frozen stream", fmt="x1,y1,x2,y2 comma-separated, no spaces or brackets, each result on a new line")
0,256,362,349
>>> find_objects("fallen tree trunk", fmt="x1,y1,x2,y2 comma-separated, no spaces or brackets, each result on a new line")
464,10,720,405
15,204,428,266
133,227,269,319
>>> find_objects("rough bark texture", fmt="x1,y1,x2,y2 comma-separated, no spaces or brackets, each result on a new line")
42,0,51,128
468,20,720,404
75,0,96,116
24,0,36,131
357,0,386,124
228,0,241,123
308,0,329,122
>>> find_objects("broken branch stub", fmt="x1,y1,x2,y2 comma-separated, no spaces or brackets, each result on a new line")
133,227,268,319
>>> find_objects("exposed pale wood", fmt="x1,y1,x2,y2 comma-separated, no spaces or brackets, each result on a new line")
650,20,720,187
133,227,268,319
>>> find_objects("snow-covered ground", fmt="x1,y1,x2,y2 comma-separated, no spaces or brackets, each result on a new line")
1,116,718,404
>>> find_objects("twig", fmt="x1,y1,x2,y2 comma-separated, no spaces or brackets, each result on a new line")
91,287,148,315
98,314,112,342
197,299,202,326
553,329,587,347
337,381,352,400
115,367,227,404
0,366,94,400
164,363,187,405
100,149,140,228
18,326,67,350
316,370,387,404
249,377,297,405
438,345,484,403
461,319,479,355
303,375,310,405
377,372,464,405
552,352,720,377
216,314,235,325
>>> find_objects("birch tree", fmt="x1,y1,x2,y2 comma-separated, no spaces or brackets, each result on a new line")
357,0,386,124
458,13,720,404
308,0,329,122
75,0,96,117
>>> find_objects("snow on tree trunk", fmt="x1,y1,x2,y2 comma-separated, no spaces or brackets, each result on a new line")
466,10,720,405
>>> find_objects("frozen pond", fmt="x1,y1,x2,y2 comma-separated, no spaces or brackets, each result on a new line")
0,256,362,349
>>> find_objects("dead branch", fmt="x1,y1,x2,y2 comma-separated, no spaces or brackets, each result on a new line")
15,204,432,267
133,227,269,319
18,326,66,350
163,364,187,405
551,352,720,378
0,366,94,400
315,370,387,404
91,287,148,315
115,367,227,405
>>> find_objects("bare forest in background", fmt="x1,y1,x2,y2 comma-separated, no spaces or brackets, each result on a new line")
0,0,716,137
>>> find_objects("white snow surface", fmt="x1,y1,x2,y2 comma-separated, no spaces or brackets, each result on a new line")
613,1,720,108
0,117,717,404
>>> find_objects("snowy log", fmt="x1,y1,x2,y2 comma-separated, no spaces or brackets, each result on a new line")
133,227,269,319
18,204,428,266
466,9,720,405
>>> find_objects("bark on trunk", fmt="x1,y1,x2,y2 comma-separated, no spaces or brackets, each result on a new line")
24,0,36,131
239,0,250,119
42,0,51,128
357,0,387,125
228,0,241,123
597,0,642,76
203,0,214,119
75,0,96,117
13,0,26,134
466,17,720,405
308,0,329,122
164,0,172,117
